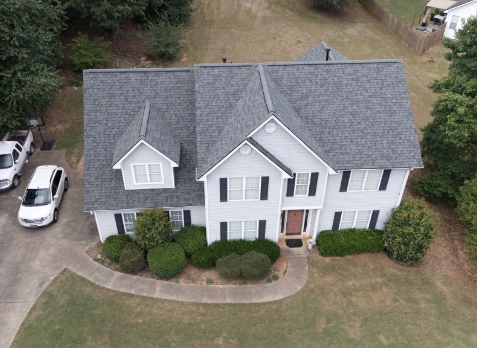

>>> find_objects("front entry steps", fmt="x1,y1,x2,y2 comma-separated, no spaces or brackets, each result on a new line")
279,237,316,256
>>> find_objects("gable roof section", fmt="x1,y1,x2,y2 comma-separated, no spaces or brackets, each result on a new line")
247,138,293,177
112,100,180,168
294,41,348,62
446,0,475,10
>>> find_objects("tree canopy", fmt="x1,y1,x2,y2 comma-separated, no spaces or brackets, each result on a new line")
308,0,357,12
412,16,477,201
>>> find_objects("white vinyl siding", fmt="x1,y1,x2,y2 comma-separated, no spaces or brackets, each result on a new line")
348,169,383,191
444,2,477,39
228,220,258,240
449,15,459,29
170,210,184,230
121,143,174,190
340,211,371,229
294,173,310,196
228,177,260,201
122,212,137,233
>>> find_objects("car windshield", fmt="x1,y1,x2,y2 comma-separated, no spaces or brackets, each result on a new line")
0,154,13,169
22,189,51,206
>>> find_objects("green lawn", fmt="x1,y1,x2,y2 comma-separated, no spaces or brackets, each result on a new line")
375,0,429,27
12,254,477,348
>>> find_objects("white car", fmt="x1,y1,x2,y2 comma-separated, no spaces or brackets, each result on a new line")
18,165,68,228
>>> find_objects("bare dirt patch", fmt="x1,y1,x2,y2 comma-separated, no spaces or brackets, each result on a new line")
86,242,287,285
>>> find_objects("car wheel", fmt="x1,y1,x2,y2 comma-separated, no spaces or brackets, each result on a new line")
64,178,69,192
29,144,34,155
53,209,58,223
12,175,19,188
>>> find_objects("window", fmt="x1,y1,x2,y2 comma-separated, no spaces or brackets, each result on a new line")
449,15,459,30
348,170,383,191
15,144,22,152
340,211,371,229
52,171,62,196
170,210,184,231
122,212,137,233
132,163,163,184
12,149,19,162
228,220,258,240
294,173,310,196
228,177,260,201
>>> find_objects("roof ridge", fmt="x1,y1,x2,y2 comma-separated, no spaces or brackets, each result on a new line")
268,59,403,66
258,65,274,113
140,100,150,138
84,68,192,73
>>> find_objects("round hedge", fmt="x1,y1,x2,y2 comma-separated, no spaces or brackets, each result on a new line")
240,251,271,280
252,239,281,263
228,239,254,255
210,240,235,262
216,253,241,279
175,225,207,257
119,242,146,273
191,247,215,269
102,234,130,262
147,243,186,279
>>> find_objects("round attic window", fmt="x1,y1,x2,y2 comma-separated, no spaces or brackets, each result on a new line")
264,122,277,133
240,144,252,156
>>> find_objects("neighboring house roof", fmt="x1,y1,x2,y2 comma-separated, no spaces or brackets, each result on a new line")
427,0,456,10
294,41,348,62
111,100,181,167
83,42,423,211
446,0,476,10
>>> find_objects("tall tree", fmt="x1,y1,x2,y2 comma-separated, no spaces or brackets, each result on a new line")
412,16,477,201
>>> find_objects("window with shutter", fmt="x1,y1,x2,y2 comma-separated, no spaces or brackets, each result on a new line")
228,177,260,201
228,220,258,240
169,211,184,231
347,170,383,191
338,210,372,229
294,173,310,196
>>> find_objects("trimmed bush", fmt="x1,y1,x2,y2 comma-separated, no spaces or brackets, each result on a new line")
119,242,146,273
133,208,173,251
68,33,111,71
210,240,236,262
317,229,385,257
240,251,271,280
252,239,281,263
384,199,439,264
102,234,130,262
216,253,241,279
191,247,215,269
147,243,186,279
228,239,255,255
175,225,206,257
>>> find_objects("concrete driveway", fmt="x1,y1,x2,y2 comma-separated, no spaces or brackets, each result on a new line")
0,150,97,348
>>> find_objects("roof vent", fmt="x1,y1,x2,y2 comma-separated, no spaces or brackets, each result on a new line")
325,48,330,61
264,122,277,134
239,144,252,156
222,57,227,63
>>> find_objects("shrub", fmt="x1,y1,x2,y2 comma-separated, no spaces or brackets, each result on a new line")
147,243,186,279
253,239,281,263
144,21,183,60
175,225,206,257
68,33,111,71
228,239,255,255
456,177,477,235
119,242,146,273
240,251,271,280
216,253,241,279
191,247,215,269
317,229,385,257
133,208,173,251
102,234,130,262
210,240,236,262
465,233,477,265
384,199,439,264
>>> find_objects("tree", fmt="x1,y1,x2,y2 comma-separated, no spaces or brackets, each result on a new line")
308,0,357,12
68,33,111,71
133,208,172,251
456,177,477,264
412,16,477,201
0,0,65,132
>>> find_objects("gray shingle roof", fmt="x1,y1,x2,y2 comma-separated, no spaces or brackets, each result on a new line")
446,0,475,10
294,41,348,62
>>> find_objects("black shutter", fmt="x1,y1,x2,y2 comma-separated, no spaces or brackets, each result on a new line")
258,220,266,239
220,178,228,202
183,210,191,226
369,210,380,230
260,177,269,200
286,173,296,197
114,213,125,234
339,171,351,192
164,211,170,220
308,172,319,196
379,170,392,191
332,212,342,231
220,222,228,241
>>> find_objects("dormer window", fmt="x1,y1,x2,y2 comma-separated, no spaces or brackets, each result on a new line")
132,163,164,184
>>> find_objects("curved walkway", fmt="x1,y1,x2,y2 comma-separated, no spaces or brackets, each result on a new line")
67,253,308,303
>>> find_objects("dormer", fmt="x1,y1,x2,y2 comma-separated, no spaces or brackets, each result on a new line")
112,100,180,190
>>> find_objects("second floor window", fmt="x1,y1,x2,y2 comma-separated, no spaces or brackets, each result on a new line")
132,163,163,184
294,173,310,196
348,169,383,191
228,177,260,201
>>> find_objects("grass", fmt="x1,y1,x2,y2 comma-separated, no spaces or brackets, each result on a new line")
12,254,477,348
375,0,429,27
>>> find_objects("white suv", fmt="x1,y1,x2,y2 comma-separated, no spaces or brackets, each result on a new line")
18,165,68,228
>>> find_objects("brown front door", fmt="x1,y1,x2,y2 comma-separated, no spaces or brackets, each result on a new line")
286,210,304,235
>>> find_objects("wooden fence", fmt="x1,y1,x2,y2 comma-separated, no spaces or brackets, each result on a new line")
358,0,445,55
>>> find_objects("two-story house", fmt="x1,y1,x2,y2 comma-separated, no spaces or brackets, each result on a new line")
83,42,423,244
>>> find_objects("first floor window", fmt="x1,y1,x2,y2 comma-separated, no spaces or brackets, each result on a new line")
228,177,260,200
340,211,371,229
122,212,137,233
449,15,459,30
170,210,184,230
295,173,310,196
132,163,163,184
348,169,383,191
228,220,258,240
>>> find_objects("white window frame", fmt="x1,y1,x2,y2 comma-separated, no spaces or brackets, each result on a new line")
347,169,383,191
449,15,459,30
228,220,258,240
169,210,184,231
339,210,372,230
228,177,261,201
131,163,164,185
294,172,311,196
122,212,137,234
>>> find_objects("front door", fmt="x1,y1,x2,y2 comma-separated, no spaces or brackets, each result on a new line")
286,210,304,235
